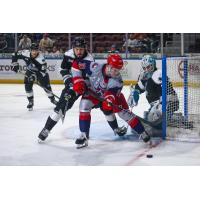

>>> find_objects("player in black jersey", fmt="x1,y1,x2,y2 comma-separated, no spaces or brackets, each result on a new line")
11,43,57,111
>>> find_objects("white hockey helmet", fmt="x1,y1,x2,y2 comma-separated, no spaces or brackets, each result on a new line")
140,55,156,79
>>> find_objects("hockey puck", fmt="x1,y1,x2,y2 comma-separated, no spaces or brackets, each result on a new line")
146,154,153,158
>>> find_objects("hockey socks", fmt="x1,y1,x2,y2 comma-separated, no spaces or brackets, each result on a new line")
129,117,151,143
79,112,91,136
44,116,57,131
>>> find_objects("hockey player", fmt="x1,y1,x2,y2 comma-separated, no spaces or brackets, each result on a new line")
127,55,179,129
11,43,57,111
38,37,126,142
72,54,151,148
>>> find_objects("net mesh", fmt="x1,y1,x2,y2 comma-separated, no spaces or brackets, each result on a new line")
166,57,200,142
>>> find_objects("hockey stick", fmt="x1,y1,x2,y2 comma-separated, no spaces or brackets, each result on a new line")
18,70,60,100
87,88,158,128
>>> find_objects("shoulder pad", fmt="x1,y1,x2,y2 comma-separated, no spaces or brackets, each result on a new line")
64,49,75,59
152,69,162,84
108,76,123,89
84,53,95,62
21,50,30,57
36,53,46,64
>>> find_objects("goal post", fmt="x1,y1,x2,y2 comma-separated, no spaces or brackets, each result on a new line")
162,56,200,142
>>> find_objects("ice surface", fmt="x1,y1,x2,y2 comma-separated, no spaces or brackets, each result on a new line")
0,84,200,165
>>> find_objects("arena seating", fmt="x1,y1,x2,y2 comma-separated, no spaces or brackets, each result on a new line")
0,33,161,54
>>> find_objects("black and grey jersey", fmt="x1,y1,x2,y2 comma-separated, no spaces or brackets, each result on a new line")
60,49,94,87
135,69,177,104
12,50,47,73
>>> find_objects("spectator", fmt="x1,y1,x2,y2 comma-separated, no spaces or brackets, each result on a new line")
39,33,54,53
107,44,119,53
48,45,61,56
52,46,60,54
122,33,149,53
18,34,32,50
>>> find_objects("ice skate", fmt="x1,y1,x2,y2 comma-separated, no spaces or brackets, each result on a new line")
27,100,34,111
38,128,50,143
75,133,88,149
140,131,151,144
114,126,127,136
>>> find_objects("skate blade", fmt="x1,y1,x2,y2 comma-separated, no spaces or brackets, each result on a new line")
38,138,45,143
28,108,33,111
76,143,88,149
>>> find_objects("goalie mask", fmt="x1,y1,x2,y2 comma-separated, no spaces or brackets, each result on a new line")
140,55,156,80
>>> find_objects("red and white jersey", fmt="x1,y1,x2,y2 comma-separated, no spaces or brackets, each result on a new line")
72,61,123,98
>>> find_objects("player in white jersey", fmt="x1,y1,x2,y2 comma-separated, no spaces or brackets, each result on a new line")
11,43,57,111
72,54,151,148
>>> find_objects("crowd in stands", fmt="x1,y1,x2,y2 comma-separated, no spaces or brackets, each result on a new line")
0,33,162,54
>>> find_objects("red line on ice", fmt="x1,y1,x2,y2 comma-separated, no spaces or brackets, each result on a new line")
125,139,162,166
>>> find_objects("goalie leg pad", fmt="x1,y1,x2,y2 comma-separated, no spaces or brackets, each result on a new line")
144,100,162,126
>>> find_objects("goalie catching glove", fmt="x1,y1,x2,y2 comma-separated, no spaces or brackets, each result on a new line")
11,62,20,73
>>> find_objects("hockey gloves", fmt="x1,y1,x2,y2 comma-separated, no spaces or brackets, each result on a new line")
11,62,20,73
128,89,140,107
102,93,116,111
73,77,86,95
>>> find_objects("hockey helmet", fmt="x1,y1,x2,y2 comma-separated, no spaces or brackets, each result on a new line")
107,54,123,70
30,43,39,50
141,55,156,72
72,37,87,48
140,55,156,79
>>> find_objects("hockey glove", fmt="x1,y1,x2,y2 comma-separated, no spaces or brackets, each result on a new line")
65,89,76,101
27,74,36,82
102,93,116,111
11,62,20,73
73,78,86,95
127,89,140,107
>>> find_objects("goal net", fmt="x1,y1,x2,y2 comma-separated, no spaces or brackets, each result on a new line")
162,57,200,142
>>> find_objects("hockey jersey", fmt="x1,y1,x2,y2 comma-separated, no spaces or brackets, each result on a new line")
12,50,47,72
60,49,94,88
72,61,123,98
135,69,177,104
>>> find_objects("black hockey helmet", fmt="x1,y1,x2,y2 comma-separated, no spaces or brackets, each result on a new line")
72,37,86,48
30,43,39,50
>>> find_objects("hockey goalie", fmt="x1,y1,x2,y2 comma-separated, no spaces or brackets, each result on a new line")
128,55,193,137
